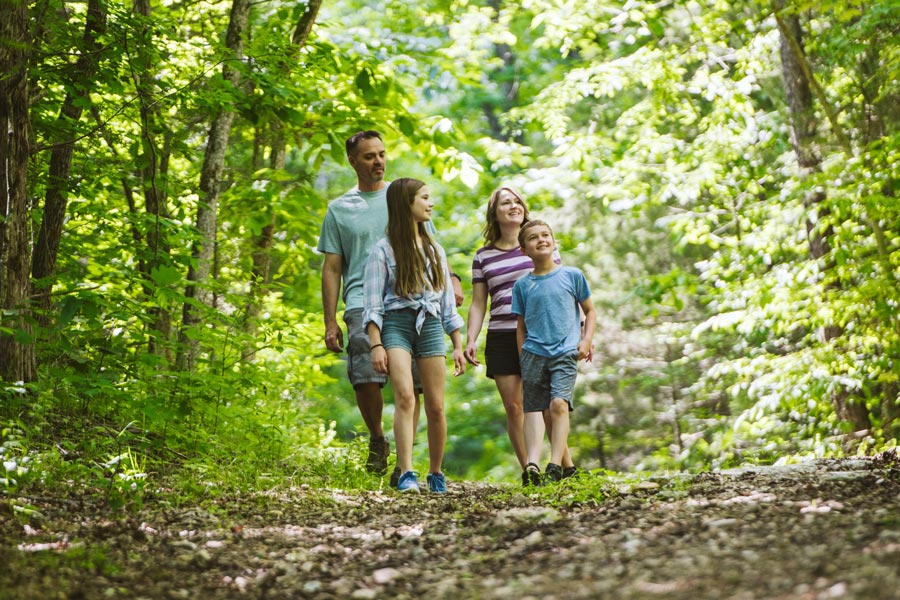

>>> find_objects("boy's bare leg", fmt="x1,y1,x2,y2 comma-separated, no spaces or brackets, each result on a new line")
524,411,546,467
547,397,570,467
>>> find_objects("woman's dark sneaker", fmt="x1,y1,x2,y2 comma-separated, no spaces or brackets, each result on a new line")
523,462,543,487
562,466,581,479
544,462,563,483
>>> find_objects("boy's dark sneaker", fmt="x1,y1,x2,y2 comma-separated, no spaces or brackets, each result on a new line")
427,472,447,493
562,466,581,479
523,462,543,487
545,462,563,483
366,436,390,475
389,465,402,488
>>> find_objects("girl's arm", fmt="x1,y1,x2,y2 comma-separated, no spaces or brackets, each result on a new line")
363,246,389,373
366,322,388,374
464,281,488,366
449,328,465,376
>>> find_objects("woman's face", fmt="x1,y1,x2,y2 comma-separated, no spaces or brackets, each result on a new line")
410,185,433,223
494,190,526,226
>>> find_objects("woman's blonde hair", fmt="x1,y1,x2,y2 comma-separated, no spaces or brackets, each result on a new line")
387,178,445,296
481,185,531,245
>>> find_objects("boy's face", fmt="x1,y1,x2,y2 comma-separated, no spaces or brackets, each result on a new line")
520,224,555,258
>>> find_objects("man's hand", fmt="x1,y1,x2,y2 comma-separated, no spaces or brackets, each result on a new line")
324,321,344,353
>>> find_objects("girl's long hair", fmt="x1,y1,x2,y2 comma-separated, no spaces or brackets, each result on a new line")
386,178,445,296
481,185,531,245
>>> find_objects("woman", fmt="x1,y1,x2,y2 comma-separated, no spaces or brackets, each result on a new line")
363,178,465,493
464,186,576,484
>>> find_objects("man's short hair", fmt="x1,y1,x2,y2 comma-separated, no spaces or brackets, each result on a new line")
346,130,382,156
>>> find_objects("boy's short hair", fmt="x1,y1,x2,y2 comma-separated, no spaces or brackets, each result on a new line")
345,130,382,156
518,219,553,248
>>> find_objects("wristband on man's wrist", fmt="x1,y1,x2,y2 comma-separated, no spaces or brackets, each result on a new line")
370,343,384,350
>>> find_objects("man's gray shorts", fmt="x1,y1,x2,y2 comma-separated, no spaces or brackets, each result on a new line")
520,349,577,413
344,309,421,390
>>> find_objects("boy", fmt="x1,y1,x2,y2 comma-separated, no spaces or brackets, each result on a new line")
510,220,596,485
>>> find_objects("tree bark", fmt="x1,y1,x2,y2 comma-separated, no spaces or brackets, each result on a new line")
31,0,107,319
0,0,36,382
774,2,871,432
241,0,322,360
131,0,175,360
177,0,251,371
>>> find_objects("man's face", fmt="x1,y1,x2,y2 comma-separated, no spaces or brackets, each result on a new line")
348,137,386,187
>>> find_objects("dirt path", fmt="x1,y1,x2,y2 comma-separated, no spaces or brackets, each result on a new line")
4,453,900,599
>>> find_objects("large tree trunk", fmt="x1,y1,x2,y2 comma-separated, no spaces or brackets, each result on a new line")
31,0,106,320
0,0,36,382
775,4,871,433
176,0,251,372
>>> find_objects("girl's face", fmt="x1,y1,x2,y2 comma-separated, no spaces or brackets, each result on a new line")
410,185,433,223
494,189,526,225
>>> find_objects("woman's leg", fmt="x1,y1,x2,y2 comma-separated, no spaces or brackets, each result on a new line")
495,374,526,469
417,355,447,475
387,348,417,474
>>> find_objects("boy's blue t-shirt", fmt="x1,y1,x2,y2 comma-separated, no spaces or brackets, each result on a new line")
510,266,590,358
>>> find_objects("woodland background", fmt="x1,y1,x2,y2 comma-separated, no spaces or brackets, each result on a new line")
2,0,900,503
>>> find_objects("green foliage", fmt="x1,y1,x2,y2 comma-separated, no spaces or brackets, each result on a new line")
6,0,900,509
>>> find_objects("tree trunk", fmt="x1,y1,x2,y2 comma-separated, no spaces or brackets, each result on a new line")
0,0,36,382
31,0,106,320
176,0,251,372
774,3,871,433
241,0,322,360
132,0,175,360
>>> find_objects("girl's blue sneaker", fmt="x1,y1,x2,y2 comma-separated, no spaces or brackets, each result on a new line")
426,472,446,493
397,471,420,493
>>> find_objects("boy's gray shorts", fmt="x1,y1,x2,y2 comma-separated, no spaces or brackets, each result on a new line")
520,349,577,413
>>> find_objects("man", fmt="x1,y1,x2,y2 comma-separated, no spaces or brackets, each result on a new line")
318,130,463,480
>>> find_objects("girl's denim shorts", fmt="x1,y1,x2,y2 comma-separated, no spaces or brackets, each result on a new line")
382,308,446,358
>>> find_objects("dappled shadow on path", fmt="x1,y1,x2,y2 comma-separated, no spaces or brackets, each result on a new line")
4,452,900,599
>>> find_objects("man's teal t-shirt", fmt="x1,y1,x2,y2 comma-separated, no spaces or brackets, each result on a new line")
317,183,437,312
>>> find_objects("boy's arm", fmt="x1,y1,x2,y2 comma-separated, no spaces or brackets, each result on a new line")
449,328,465,376
516,315,526,355
577,297,596,362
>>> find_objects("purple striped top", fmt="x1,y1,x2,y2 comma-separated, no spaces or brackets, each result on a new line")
471,245,562,332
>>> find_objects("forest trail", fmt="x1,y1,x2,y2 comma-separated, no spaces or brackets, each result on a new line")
4,452,900,599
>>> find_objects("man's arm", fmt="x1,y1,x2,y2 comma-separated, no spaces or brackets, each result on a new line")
322,252,344,352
